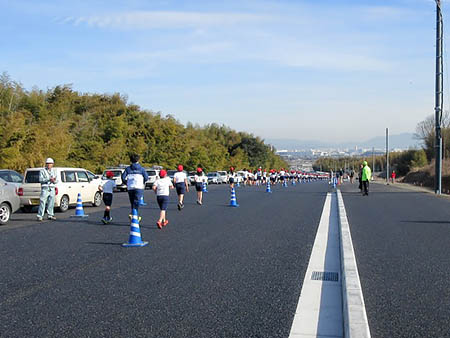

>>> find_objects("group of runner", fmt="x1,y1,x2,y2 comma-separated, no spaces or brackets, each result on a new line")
99,154,322,228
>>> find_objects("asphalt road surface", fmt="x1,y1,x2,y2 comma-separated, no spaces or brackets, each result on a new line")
0,182,329,338
340,182,450,338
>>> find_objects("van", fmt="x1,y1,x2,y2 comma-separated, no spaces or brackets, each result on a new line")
19,167,103,212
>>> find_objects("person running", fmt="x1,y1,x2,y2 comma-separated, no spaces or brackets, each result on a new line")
99,171,116,224
121,154,149,214
173,164,189,210
153,169,174,229
229,167,236,189
194,167,206,205
280,168,286,185
361,161,372,196
350,169,355,184
37,158,57,221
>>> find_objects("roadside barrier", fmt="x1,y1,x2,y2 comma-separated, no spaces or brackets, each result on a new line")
122,208,148,247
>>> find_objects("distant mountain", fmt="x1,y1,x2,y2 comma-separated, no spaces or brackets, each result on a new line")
266,133,419,151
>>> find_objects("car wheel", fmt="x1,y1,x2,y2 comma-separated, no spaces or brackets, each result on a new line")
58,195,69,213
92,191,102,207
0,202,11,225
21,205,34,213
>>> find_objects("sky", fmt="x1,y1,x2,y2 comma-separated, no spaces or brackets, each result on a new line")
0,0,447,143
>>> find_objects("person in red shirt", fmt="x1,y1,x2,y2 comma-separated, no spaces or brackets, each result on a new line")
391,170,396,184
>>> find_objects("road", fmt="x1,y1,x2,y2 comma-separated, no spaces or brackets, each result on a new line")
1,181,449,338
0,182,328,338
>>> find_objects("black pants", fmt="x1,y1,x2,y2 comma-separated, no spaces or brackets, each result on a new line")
362,180,369,195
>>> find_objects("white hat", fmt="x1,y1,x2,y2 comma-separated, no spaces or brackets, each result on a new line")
45,158,54,164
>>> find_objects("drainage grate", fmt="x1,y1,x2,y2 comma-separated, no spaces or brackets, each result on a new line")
311,271,339,282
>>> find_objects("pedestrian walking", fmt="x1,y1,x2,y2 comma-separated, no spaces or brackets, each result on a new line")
195,167,206,205
361,161,372,196
350,169,355,184
99,171,116,223
121,154,149,214
153,169,174,229
391,170,396,184
37,158,57,221
173,165,189,210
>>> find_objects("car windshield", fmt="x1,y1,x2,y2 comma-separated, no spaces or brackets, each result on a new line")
25,170,41,183
146,170,157,176
167,170,177,176
207,173,217,177
189,172,196,176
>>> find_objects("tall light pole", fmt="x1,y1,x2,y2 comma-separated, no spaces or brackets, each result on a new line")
435,0,443,194
386,128,390,185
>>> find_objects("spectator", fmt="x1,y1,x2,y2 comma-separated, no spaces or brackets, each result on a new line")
391,170,396,184
362,161,372,196
37,158,57,221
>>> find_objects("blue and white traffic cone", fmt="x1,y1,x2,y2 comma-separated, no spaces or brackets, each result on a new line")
139,195,147,206
122,208,148,247
236,181,240,188
292,179,296,186
266,181,272,193
70,193,88,218
229,188,239,207
202,182,208,193
283,180,288,188
333,177,337,189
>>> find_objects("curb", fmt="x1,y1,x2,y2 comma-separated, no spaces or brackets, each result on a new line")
336,190,371,338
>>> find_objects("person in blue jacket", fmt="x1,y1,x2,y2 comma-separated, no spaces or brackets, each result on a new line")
121,154,149,212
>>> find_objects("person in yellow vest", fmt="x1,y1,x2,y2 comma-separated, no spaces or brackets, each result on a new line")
361,161,372,196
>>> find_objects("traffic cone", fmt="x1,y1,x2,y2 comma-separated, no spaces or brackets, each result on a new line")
266,181,272,193
283,181,288,187
122,208,148,247
202,182,208,193
292,179,296,186
70,193,88,218
236,181,240,188
139,195,147,206
229,188,239,207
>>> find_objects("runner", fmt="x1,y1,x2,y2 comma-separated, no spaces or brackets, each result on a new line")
195,167,206,205
99,171,116,224
121,154,149,214
173,164,189,210
153,169,174,229
229,167,236,190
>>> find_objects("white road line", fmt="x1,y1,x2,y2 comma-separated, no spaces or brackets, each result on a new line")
289,193,343,338
336,190,371,338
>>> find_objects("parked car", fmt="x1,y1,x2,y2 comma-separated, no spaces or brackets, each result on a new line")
19,167,103,213
166,170,178,183
0,169,24,189
102,167,127,191
217,171,228,184
0,177,20,225
207,172,221,184
145,168,160,189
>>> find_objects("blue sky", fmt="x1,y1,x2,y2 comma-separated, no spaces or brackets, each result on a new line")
0,0,446,143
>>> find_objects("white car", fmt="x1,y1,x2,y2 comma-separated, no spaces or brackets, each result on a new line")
19,167,103,212
145,168,160,189
102,167,127,191
216,171,228,184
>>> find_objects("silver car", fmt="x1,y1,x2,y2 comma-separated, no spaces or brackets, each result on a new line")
0,177,20,225
0,169,23,189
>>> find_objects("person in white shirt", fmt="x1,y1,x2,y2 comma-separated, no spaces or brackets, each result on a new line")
152,169,174,229
98,171,116,223
173,164,189,210
194,167,206,205
228,167,235,189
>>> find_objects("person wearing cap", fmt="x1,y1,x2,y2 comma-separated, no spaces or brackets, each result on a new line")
121,154,149,213
98,171,116,223
37,158,58,221
173,165,189,210
153,169,174,229
228,167,236,189
194,167,206,205
361,161,372,196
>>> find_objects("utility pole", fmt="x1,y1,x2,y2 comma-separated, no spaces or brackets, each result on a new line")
372,147,375,172
386,128,390,185
435,0,443,194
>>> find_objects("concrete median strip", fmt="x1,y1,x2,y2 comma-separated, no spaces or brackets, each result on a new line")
289,191,371,338
336,190,371,338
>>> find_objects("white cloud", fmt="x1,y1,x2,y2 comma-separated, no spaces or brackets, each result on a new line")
64,10,271,29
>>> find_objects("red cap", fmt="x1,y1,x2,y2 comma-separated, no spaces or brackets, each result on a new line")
230,166,234,171
106,171,114,178
159,170,167,178
197,167,203,173
177,165,183,171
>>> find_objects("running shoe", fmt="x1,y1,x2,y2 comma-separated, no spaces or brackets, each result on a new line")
157,221,162,229
177,203,181,210
163,219,169,227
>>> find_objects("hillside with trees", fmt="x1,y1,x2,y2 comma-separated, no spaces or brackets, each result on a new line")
0,73,287,173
